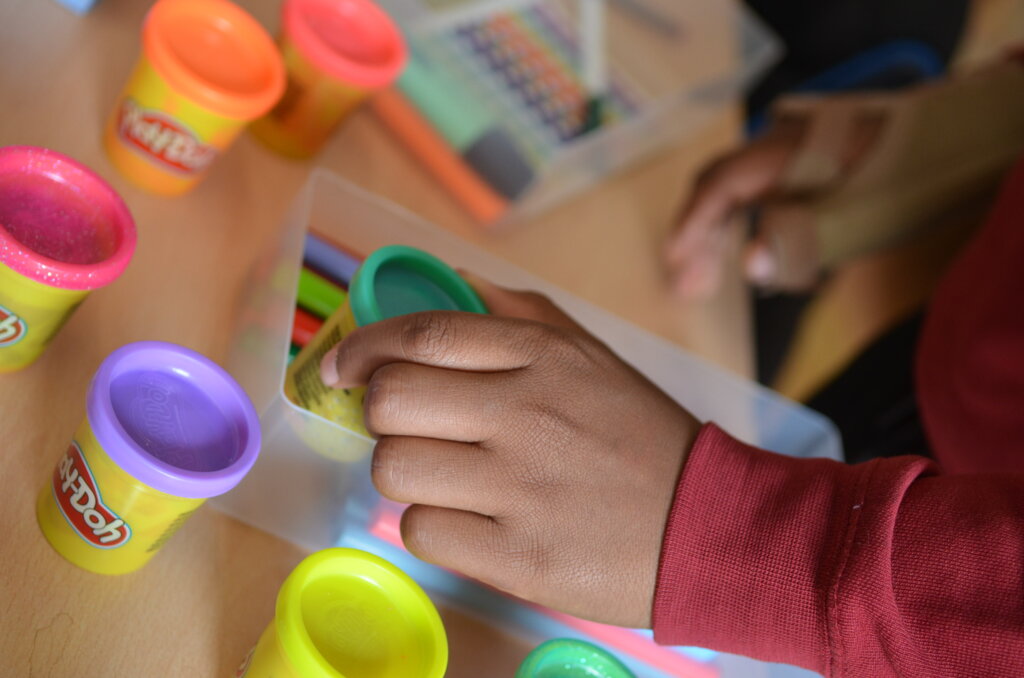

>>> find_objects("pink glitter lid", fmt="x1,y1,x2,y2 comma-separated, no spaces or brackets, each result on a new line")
0,146,136,291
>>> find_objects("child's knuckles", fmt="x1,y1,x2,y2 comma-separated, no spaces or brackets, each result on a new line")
400,506,489,566
541,329,609,379
363,365,407,435
369,438,410,499
507,322,560,365
399,313,460,364
399,507,442,561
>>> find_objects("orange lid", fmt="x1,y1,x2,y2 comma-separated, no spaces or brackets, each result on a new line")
283,0,407,90
143,0,285,120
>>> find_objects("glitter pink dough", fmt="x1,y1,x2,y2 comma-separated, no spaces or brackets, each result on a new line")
0,146,136,372
0,146,134,290
0,174,117,266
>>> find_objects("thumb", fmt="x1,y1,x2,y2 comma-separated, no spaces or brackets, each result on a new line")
743,203,821,291
459,271,583,331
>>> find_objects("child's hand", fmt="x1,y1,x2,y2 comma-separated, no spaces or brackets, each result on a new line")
321,279,700,628
666,119,808,298
667,106,888,298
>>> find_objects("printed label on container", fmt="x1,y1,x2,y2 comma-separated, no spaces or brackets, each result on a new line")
117,98,218,174
52,441,132,548
0,304,26,347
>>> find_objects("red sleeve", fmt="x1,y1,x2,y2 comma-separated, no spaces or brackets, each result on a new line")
915,156,1024,474
653,423,1024,677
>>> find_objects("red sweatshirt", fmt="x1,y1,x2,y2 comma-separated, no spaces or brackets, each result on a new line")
652,158,1024,676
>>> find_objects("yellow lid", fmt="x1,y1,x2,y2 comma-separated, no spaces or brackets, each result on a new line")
276,548,448,678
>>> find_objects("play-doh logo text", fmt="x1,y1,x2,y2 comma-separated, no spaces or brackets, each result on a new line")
118,99,217,174
53,441,131,548
0,304,26,346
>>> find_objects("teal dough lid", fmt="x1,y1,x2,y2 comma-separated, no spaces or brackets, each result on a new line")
348,245,488,326
515,639,636,678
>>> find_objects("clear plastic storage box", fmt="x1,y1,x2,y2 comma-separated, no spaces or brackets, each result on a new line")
214,170,835,678
369,0,781,225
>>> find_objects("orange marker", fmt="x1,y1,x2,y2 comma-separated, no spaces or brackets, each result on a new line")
371,89,508,224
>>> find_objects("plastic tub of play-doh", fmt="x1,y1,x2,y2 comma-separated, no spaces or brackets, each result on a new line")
36,341,261,574
104,0,284,195
249,0,406,158
236,548,447,678
0,146,136,372
517,639,636,678
284,245,487,439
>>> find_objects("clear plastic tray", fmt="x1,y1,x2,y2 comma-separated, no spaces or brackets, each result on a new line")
372,0,781,225
214,170,835,677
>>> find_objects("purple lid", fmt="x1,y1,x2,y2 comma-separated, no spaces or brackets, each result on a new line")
86,341,261,499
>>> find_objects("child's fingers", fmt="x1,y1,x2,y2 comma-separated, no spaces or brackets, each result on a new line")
667,120,805,297
669,218,730,299
400,505,518,590
363,363,510,442
372,437,503,515
321,311,548,388
668,130,799,259
341,288,703,627
743,201,820,290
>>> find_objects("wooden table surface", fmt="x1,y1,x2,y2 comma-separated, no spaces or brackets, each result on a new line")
0,0,751,675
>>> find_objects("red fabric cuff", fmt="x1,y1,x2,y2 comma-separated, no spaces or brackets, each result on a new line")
652,423,869,671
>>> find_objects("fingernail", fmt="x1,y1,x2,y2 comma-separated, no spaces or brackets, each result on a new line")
320,344,341,387
746,247,777,284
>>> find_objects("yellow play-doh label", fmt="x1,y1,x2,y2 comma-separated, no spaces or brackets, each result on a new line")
0,261,87,372
284,301,369,439
52,441,132,549
115,98,219,175
37,419,205,575
105,57,246,195
0,302,27,347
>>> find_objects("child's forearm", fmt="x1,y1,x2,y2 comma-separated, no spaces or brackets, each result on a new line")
654,423,1024,677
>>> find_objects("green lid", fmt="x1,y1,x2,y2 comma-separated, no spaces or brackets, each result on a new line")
515,639,637,678
348,245,488,327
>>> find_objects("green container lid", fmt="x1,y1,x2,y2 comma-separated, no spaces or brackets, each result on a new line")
516,639,636,678
349,245,488,327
